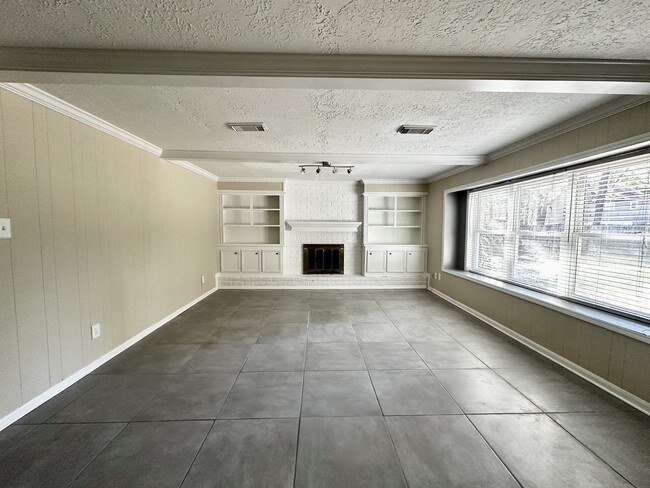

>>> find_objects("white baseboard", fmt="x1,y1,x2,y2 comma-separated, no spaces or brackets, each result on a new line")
428,286,650,417
0,286,218,431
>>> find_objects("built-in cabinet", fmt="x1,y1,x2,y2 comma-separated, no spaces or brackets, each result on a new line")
363,187,428,276
219,188,285,274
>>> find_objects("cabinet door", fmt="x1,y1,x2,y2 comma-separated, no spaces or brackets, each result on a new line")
262,250,282,273
366,250,386,273
406,250,426,273
386,250,406,273
241,250,261,273
220,250,240,273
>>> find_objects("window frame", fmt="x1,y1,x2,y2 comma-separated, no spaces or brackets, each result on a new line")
463,148,650,326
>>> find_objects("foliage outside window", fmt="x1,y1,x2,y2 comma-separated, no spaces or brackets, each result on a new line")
466,153,650,322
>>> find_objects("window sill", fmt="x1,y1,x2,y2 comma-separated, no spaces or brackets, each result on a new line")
442,269,650,345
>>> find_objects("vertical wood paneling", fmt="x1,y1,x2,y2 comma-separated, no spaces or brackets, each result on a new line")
81,123,105,360
2,91,50,401
130,146,147,334
0,88,220,419
95,130,113,355
47,110,83,377
70,121,92,365
102,134,124,349
0,91,22,415
32,103,62,384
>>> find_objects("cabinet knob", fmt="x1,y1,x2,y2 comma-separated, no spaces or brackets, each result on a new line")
409,252,412,255
369,252,373,255
389,252,392,255
255,252,258,255
275,252,279,255
234,252,238,255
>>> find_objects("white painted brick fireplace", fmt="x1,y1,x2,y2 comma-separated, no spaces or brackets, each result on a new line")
218,180,427,289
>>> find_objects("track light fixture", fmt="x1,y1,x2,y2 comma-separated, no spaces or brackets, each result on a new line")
298,161,354,175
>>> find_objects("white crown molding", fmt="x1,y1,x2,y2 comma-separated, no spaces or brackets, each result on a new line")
0,82,163,156
361,179,428,184
217,177,288,183
161,150,483,166
488,95,650,161
167,160,219,182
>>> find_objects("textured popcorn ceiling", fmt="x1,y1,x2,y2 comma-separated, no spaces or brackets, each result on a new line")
38,84,611,155
1,0,649,59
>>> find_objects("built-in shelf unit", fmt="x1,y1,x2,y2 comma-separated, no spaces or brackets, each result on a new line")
362,182,428,275
218,182,285,274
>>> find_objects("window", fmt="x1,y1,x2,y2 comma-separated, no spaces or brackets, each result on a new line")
466,152,650,322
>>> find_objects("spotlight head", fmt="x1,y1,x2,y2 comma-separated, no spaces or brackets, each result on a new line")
332,167,337,174
347,168,352,174
316,167,321,174
300,167,306,174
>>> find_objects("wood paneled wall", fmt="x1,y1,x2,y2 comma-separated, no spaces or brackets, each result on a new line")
0,88,219,419
427,100,650,403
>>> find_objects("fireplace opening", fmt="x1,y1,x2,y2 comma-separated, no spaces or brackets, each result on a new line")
303,244,344,274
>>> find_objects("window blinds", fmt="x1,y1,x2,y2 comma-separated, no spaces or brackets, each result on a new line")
466,153,650,322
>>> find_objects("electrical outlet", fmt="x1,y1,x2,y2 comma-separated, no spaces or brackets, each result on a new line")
91,323,101,340
201,275,205,285
438,273,442,281
0,218,11,239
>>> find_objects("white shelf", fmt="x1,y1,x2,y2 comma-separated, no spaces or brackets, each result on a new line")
364,193,426,246
220,192,284,245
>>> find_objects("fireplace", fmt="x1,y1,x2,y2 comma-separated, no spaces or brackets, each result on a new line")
303,244,344,274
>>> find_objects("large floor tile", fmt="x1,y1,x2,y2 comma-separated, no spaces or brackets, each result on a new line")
154,321,219,344
50,375,166,422
438,321,506,342
98,344,200,374
471,414,632,488
69,421,211,488
434,369,540,414
181,344,251,373
0,423,125,488
256,324,308,344
360,342,427,369
461,340,547,368
17,375,99,424
218,372,303,419
309,308,351,325
370,370,461,415
295,416,406,488
393,322,455,342
352,323,405,342
208,325,262,344
307,323,357,342
495,366,626,412
551,412,650,488
243,344,306,372
0,424,36,450
182,419,299,488
265,309,309,325
134,373,237,420
302,371,381,417
386,415,519,488
411,341,487,369
305,343,365,370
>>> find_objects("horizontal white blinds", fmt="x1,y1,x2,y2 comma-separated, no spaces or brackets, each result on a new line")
466,153,650,322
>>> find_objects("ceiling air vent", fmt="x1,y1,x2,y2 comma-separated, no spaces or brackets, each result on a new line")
397,125,436,135
227,122,268,132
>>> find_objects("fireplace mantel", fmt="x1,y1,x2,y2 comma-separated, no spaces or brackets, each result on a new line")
285,220,362,232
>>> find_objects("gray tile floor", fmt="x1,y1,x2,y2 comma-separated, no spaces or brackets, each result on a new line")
1,289,649,488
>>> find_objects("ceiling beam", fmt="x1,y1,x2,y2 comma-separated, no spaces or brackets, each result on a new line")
162,150,484,166
1,48,650,94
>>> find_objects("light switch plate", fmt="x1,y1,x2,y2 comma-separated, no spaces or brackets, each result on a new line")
0,218,11,239
91,323,101,340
